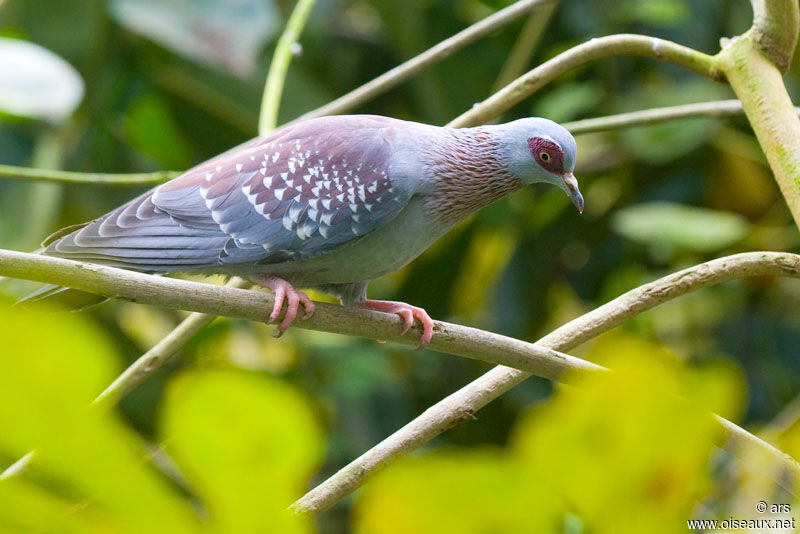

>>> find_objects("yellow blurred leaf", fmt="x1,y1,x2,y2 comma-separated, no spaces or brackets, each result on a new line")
450,226,519,317
354,449,549,534
0,305,198,534
354,333,742,534
512,336,741,533
161,368,323,534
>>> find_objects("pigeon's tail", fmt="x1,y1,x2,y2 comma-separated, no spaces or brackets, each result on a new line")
16,283,70,304
16,283,108,310
15,244,107,310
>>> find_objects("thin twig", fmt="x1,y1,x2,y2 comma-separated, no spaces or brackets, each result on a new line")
0,164,178,186
563,99,800,134
492,0,558,91
291,252,800,514
449,33,721,128
259,0,318,134
294,0,557,123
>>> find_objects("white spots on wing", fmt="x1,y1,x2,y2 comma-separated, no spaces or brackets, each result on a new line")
321,198,332,209
280,172,288,180
264,176,273,188
272,152,280,163
288,159,296,174
288,202,304,222
274,187,288,201
303,174,312,184
235,163,243,172
308,198,319,210
349,202,358,212
260,168,267,176
320,211,335,226
336,192,345,203
318,223,330,239
243,179,262,213
216,165,223,172
364,202,374,211
205,172,214,182
367,182,378,193
311,186,320,196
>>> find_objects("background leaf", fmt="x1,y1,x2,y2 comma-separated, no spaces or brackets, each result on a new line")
0,37,83,123
108,0,280,77
611,201,750,253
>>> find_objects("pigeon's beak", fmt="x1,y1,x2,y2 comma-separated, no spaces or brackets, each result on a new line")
561,172,584,214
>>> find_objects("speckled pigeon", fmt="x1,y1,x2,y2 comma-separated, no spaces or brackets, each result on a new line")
33,115,582,347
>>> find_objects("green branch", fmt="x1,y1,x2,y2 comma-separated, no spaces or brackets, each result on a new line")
563,99,800,135
0,164,178,186
292,252,800,514
259,0,318,134
449,33,720,128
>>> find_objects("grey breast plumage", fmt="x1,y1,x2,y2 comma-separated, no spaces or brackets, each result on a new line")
43,115,417,273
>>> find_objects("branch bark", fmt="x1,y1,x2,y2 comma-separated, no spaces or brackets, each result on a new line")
717,30,800,228
291,252,800,514
747,0,799,72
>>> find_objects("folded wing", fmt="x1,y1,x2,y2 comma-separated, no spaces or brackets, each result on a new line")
44,115,414,273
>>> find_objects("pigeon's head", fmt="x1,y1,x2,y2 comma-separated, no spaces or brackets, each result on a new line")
496,117,583,213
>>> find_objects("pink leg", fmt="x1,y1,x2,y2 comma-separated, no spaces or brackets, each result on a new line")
359,299,435,349
249,275,315,337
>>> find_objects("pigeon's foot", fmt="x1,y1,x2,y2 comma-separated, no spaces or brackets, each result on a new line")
250,275,315,337
359,299,434,349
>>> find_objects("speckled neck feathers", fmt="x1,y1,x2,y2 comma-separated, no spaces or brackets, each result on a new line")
423,127,520,224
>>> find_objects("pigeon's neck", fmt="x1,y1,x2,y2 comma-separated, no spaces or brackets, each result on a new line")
424,127,521,224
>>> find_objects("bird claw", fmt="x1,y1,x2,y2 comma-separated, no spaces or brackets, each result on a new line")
250,275,315,337
359,299,434,349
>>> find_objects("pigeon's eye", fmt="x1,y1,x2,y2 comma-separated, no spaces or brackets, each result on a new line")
539,152,550,162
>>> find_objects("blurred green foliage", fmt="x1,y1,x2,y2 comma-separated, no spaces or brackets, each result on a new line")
0,0,799,532
0,306,319,533
355,335,744,534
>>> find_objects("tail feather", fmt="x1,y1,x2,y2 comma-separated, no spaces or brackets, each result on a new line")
16,283,108,310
